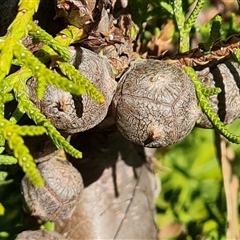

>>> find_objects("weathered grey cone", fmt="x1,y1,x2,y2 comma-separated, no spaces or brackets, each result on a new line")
195,59,240,128
27,46,116,133
21,156,83,223
112,59,200,148
15,229,66,240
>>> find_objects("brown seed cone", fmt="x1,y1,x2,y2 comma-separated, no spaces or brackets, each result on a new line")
15,229,66,240
112,59,200,148
195,59,240,128
21,155,83,224
27,46,116,133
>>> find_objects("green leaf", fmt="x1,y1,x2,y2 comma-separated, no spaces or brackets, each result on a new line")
43,123,82,159
0,203,4,215
173,0,205,52
0,171,8,181
0,155,18,165
0,38,14,80
201,86,221,98
14,125,46,136
199,15,222,53
57,61,105,103
8,0,40,39
29,22,71,61
0,116,44,187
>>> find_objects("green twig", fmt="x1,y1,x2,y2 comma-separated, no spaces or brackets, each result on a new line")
174,0,205,52
29,22,71,61
0,115,45,186
199,15,222,53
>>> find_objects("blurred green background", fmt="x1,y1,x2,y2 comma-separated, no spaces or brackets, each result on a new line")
155,119,240,239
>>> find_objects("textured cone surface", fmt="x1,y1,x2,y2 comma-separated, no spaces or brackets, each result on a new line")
15,229,66,240
195,59,240,128
112,59,199,147
21,156,83,222
27,46,116,133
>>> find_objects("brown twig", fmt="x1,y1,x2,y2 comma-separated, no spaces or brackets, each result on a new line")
215,130,239,239
161,34,240,67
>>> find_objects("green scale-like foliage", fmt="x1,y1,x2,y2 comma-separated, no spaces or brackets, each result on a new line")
12,40,91,99
29,22,71,62
0,203,4,215
57,61,105,103
174,0,205,53
0,146,18,165
199,15,222,53
0,0,106,213
0,115,45,186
